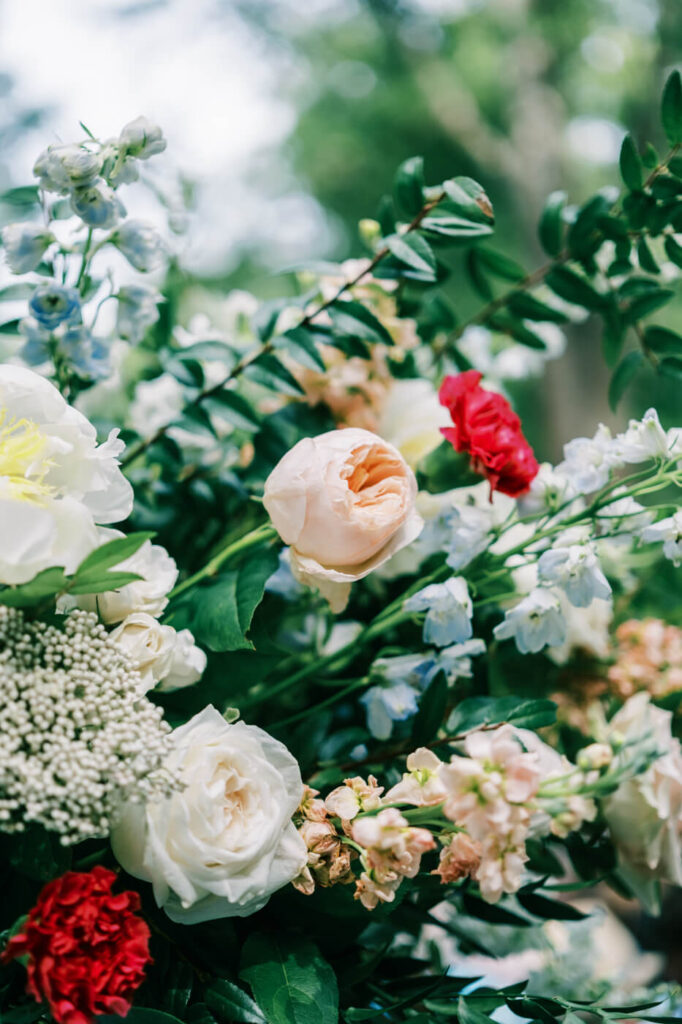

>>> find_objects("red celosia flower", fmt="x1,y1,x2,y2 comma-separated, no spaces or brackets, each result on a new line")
1,867,151,1024
439,370,538,497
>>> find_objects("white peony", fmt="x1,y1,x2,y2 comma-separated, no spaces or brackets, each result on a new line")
111,706,307,922
0,365,132,584
263,428,423,612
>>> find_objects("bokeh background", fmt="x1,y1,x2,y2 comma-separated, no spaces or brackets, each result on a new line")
2,0,682,461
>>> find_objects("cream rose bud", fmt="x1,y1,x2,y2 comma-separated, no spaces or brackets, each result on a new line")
111,706,307,923
109,612,176,687
156,627,207,692
263,428,423,612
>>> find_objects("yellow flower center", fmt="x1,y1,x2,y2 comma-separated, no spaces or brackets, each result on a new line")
0,410,55,504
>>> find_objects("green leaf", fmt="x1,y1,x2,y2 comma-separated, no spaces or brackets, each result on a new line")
241,933,339,1024
73,532,154,579
664,233,682,268
328,299,394,345
658,355,682,380
476,247,525,282
100,1012,185,1024
385,232,437,280
456,997,496,1024
0,567,69,608
516,891,588,921
206,980,266,1024
636,236,659,274
275,327,326,371
447,696,557,734
411,670,448,746
608,350,644,411
465,249,493,300
442,177,494,222
245,353,305,396
625,287,674,322
619,134,643,190
461,891,531,926
506,292,568,324
538,191,567,257
661,69,682,147
394,156,425,217
0,185,40,208
67,571,143,595
644,325,682,355
545,266,604,310
489,312,547,349
421,215,493,241
171,547,279,652
205,389,260,430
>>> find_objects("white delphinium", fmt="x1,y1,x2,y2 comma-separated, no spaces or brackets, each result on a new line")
0,608,177,844
640,511,682,567
595,492,654,540
82,538,178,624
494,588,566,654
404,577,473,646
113,220,164,272
33,144,102,193
446,503,494,570
518,462,578,518
0,365,133,584
546,595,613,665
613,408,673,463
538,541,611,607
1,223,55,273
118,116,167,159
558,424,622,493
116,284,163,343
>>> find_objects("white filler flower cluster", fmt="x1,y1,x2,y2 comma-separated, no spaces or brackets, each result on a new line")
0,607,177,844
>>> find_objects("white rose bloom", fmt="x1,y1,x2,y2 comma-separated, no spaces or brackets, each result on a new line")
156,627,207,692
84,538,178,624
377,378,450,469
111,706,307,923
603,694,682,894
0,365,133,584
109,612,178,687
263,428,423,612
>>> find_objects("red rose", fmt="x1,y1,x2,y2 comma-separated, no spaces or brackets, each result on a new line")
439,370,538,497
1,867,151,1024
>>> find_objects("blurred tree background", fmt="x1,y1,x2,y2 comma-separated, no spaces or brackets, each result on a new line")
216,0,682,457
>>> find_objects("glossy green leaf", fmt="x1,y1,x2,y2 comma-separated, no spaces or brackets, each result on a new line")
411,670,448,746
608,350,644,411
394,155,425,217
619,134,643,190
241,933,339,1024
386,232,437,279
538,191,566,257
644,325,682,355
329,298,394,345
545,266,604,310
206,980,266,1024
661,69,682,147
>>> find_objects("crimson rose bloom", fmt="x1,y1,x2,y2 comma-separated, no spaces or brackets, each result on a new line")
1,867,151,1024
439,370,538,497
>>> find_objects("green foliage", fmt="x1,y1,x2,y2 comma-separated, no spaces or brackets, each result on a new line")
240,934,339,1024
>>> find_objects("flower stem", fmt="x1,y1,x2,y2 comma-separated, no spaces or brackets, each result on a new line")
168,522,278,600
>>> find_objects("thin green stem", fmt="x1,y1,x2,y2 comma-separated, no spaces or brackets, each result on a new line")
168,522,277,600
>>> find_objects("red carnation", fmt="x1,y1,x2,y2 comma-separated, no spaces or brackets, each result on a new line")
1,867,151,1024
439,370,538,497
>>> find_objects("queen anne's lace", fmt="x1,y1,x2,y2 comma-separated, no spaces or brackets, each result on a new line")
0,608,177,844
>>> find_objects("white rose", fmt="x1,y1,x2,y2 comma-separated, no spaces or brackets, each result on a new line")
109,612,177,688
111,706,306,922
263,428,423,611
156,628,207,692
84,538,178,624
603,694,682,893
377,378,450,470
0,366,133,584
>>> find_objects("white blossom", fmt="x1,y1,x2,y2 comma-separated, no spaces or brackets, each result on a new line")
119,116,167,159
640,511,682,567
82,538,178,624
114,219,164,272
404,576,473,646
1,223,54,274
558,424,622,493
0,608,176,844
537,543,611,607
614,408,672,464
493,588,567,654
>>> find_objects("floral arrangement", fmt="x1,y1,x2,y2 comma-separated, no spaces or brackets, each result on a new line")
2,76,682,1024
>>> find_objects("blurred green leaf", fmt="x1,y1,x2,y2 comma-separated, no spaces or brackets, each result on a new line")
662,69,682,147
619,135,643,191
609,350,645,411
538,191,566,257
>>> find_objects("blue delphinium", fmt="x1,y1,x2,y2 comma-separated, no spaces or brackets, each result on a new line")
29,284,81,330
405,576,473,646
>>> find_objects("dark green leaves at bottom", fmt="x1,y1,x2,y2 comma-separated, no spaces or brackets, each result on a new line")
241,933,339,1024
609,350,644,411
206,979,266,1024
411,670,448,745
